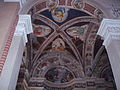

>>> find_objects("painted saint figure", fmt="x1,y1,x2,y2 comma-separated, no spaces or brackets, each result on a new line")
51,7,69,23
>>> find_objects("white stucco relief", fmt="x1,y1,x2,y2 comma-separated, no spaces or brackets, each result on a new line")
97,18,120,90
0,14,33,90
15,15,33,44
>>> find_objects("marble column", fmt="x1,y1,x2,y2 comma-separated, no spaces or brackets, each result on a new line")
0,15,33,90
97,18,120,90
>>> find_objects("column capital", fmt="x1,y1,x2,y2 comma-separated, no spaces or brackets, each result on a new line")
15,14,33,45
97,18,120,47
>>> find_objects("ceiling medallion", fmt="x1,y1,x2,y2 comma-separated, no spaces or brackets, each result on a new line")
51,7,69,23
72,0,84,9
47,0,69,23
46,0,59,9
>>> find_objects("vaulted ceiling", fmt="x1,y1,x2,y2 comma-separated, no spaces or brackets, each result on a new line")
17,0,118,89
24,0,105,77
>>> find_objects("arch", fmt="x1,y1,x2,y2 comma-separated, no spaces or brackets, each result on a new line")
32,51,85,78
19,0,114,18
44,66,75,80
92,45,105,71
30,15,99,70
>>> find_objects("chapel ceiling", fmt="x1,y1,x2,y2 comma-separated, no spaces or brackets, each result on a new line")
16,0,117,90
26,0,105,78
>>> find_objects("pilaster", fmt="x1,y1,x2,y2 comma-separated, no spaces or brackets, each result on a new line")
97,18,120,47
97,18,120,90
0,14,33,90
15,14,33,44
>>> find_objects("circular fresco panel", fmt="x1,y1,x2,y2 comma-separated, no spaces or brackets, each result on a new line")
51,7,69,23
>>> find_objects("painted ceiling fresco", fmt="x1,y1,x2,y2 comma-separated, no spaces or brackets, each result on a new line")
16,0,117,90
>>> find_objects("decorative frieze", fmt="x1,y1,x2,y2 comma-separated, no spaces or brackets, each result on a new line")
28,77,106,90
0,16,18,74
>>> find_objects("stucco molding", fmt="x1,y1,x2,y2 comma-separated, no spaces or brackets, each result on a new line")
97,18,120,47
15,15,33,45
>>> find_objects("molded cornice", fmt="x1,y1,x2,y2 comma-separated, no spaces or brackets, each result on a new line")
97,18,120,47
15,15,33,45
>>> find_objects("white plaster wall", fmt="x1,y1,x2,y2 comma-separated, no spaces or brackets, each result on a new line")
0,36,25,90
106,40,120,90
0,2,19,61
